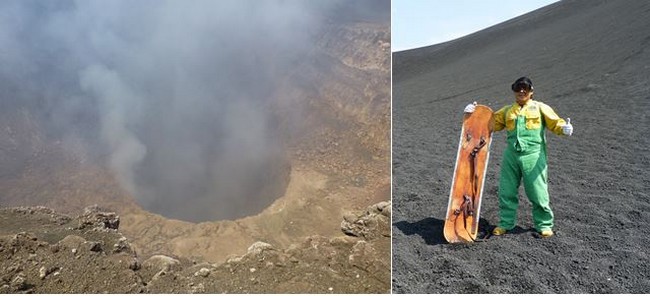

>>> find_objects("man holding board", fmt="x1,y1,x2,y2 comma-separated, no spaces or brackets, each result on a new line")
464,77,573,238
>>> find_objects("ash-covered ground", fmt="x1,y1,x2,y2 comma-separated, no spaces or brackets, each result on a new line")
392,0,650,293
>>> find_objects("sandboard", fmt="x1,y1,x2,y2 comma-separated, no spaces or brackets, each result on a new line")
444,104,494,243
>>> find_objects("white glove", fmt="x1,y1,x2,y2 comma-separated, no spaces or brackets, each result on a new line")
562,118,573,136
464,101,477,113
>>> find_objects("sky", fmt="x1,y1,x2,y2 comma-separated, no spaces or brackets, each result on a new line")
392,0,559,52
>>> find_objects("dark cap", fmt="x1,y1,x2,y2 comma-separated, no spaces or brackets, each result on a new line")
511,76,533,91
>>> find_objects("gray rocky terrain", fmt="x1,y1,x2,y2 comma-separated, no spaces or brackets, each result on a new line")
393,0,650,293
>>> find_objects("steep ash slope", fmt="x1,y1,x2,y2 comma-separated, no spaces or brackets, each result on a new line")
393,0,650,293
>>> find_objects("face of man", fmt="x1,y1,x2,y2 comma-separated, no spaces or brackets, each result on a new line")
513,84,533,106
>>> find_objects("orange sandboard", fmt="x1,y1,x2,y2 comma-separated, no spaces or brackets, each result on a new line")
444,105,494,243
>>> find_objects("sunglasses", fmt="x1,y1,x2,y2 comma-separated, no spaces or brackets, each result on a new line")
512,83,531,93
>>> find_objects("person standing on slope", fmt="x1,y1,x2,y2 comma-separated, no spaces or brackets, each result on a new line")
464,77,573,238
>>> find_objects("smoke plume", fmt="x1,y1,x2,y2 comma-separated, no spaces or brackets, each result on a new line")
0,0,371,222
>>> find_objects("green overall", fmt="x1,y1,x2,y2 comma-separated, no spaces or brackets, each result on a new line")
497,103,554,232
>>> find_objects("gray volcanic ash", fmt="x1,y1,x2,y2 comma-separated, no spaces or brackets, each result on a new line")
393,0,650,293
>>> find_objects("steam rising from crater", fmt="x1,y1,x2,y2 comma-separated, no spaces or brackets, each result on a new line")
0,0,387,222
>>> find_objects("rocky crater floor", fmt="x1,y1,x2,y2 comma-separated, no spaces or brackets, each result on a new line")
0,202,390,293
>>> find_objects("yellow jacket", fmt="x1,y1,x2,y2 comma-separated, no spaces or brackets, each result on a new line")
493,99,566,135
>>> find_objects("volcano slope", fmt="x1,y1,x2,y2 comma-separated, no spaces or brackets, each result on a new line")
0,1,390,293
392,0,650,293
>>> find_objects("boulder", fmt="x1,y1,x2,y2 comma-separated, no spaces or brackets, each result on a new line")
77,205,120,230
112,236,133,254
247,241,274,256
194,268,210,277
340,201,390,240
143,255,181,273
58,235,86,251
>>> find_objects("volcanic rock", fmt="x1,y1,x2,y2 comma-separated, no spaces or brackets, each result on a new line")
143,255,181,273
341,201,391,239
77,205,120,230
